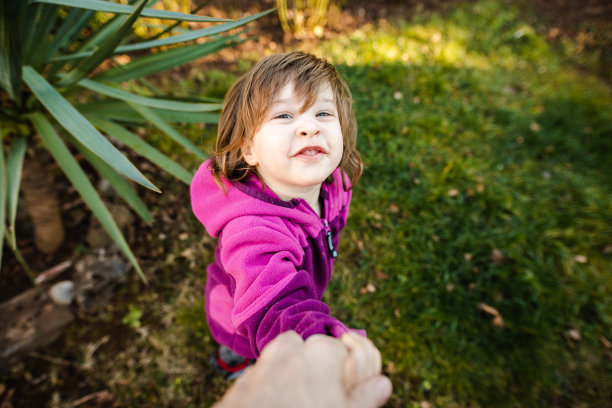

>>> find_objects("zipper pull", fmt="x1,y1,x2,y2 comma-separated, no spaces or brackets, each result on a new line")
326,231,338,258
323,220,338,258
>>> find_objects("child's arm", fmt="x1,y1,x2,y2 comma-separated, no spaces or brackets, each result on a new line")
220,217,352,355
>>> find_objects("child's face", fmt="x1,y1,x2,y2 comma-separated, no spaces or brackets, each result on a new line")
243,81,343,199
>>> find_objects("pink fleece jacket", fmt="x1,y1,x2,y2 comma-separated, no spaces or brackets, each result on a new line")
190,159,358,358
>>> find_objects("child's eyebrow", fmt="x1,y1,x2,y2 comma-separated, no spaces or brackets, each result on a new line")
270,97,335,106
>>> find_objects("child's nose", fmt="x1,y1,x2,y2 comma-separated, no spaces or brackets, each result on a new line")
297,121,319,137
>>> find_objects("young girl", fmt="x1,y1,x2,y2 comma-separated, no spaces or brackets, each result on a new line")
190,51,365,373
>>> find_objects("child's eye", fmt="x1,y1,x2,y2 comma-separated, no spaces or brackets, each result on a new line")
316,111,333,117
274,113,292,119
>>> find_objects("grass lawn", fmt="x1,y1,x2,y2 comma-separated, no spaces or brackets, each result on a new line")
311,1,612,406
5,0,610,407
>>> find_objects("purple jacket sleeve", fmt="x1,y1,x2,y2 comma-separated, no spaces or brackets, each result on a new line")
219,217,350,356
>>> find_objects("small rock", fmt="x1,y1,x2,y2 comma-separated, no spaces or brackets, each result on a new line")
49,281,75,305
491,248,505,265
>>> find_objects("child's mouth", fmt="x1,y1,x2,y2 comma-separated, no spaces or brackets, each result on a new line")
294,146,327,157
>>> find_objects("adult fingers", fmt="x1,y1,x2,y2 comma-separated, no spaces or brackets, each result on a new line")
304,334,349,369
341,332,382,387
347,375,393,408
258,330,303,363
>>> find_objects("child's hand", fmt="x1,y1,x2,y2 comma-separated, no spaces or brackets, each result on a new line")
341,332,383,391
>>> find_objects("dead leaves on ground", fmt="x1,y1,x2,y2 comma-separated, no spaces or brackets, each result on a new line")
479,302,504,328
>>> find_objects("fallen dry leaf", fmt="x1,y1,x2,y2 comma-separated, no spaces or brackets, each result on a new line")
376,270,389,280
388,203,400,214
599,336,612,349
567,328,581,341
359,283,377,294
355,239,364,250
479,302,504,327
491,248,505,265
464,253,473,261
573,255,588,264
181,248,194,258
479,302,500,317
448,188,459,197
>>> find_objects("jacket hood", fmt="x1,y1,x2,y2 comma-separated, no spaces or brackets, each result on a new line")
190,160,347,239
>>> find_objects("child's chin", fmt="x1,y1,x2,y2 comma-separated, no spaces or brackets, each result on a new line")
293,175,329,187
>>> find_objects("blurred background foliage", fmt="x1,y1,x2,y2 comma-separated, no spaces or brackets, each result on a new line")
1,0,611,407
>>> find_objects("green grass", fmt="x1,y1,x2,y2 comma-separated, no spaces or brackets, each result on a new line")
313,1,611,406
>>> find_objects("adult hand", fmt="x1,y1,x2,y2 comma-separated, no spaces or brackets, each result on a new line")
215,331,392,408
341,331,383,391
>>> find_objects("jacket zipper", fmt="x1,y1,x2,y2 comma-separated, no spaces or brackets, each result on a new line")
323,219,338,259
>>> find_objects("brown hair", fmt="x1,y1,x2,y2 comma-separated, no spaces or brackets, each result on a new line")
210,51,362,189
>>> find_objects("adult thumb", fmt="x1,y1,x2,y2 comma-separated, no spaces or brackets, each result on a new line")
348,375,393,408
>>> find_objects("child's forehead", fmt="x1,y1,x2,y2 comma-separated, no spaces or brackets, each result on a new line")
270,81,334,104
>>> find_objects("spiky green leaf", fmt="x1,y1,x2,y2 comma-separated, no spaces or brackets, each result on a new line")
46,8,92,60
6,136,26,248
25,4,59,70
22,66,159,192
78,101,220,124
0,128,6,271
46,8,96,79
0,0,23,100
53,9,275,61
95,34,242,82
56,0,148,87
70,135,153,223
77,79,222,112
35,0,232,22
128,102,207,160
89,117,193,184
30,112,147,282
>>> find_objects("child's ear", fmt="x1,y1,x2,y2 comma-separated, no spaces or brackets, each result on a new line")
242,142,258,166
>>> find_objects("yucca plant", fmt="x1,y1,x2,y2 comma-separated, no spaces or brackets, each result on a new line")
0,0,273,281
276,0,330,37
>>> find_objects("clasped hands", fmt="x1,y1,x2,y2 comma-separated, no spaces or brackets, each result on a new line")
216,331,392,408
